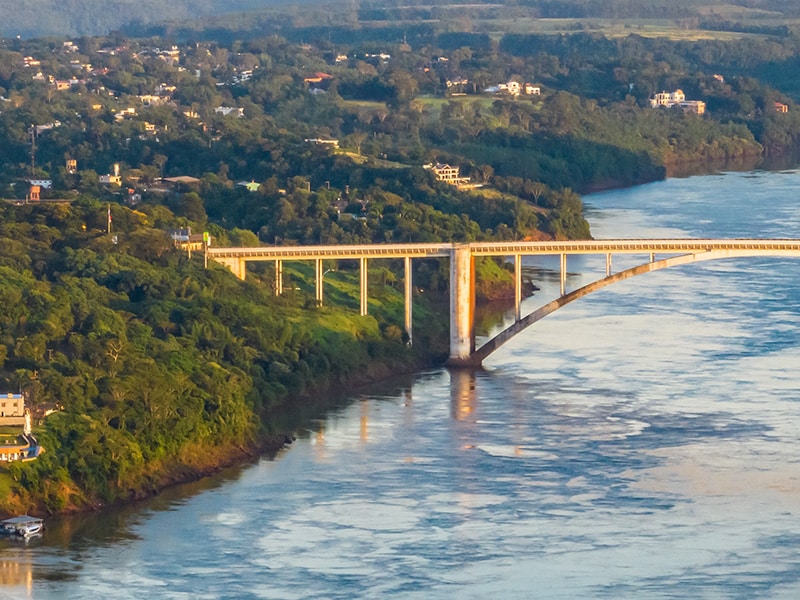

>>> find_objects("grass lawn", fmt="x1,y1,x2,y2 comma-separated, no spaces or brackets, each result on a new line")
413,95,496,121
0,427,23,447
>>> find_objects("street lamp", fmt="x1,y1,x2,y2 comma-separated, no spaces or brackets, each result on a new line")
317,268,336,306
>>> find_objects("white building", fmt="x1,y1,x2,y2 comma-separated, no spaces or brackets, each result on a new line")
649,89,705,114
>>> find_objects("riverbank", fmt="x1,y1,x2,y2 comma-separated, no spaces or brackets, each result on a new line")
0,326,450,519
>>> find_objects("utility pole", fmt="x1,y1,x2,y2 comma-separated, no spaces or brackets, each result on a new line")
29,125,36,176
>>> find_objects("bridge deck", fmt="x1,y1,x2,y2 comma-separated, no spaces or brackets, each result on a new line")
207,239,800,261
203,238,800,367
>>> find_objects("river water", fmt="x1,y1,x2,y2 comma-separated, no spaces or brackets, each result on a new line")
5,169,800,598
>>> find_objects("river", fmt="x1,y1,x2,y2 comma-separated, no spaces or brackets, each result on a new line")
5,168,800,598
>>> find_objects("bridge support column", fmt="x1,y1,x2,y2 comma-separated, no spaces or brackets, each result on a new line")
360,258,368,316
514,254,522,322
404,256,413,346
560,253,567,296
447,244,476,367
275,260,283,295
315,259,323,305
606,253,612,277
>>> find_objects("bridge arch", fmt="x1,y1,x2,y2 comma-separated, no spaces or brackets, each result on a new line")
469,249,797,366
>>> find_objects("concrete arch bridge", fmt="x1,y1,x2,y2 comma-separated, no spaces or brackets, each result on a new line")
205,239,800,367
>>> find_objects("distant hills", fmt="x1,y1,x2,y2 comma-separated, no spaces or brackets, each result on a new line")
2,0,800,40
0,0,288,38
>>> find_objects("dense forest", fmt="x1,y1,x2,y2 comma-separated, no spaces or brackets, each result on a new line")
0,198,453,513
5,0,800,513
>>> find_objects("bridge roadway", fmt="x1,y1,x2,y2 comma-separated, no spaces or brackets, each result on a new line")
205,239,800,366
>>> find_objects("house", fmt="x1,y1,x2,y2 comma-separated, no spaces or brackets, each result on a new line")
775,102,789,113
0,393,25,423
214,106,244,117
115,107,136,120
679,100,706,115
158,46,181,65
35,121,61,135
304,138,339,148
424,163,470,186
446,78,469,89
66,159,77,174
650,89,705,114
100,164,122,186
365,53,391,62
162,176,201,188
70,59,91,71
171,228,210,252
485,81,521,96
237,180,262,192
485,81,539,97
650,89,685,107
303,72,333,84
100,174,122,186
0,392,43,462
157,83,177,95
138,94,167,107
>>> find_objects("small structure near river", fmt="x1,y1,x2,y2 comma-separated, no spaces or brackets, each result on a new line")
0,393,43,463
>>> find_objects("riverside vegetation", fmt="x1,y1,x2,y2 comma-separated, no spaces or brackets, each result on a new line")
4,0,800,513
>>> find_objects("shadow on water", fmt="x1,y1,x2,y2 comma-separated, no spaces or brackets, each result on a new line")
665,149,800,179
33,369,430,558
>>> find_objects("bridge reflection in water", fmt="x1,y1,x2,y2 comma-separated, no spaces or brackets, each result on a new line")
203,239,800,366
0,556,33,597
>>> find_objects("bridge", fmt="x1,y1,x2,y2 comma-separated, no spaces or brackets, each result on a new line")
205,239,800,367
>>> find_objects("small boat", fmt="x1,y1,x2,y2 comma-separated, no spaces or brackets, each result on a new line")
1,515,44,538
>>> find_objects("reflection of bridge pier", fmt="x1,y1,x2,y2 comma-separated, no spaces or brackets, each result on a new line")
206,240,800,366
0,556,33,597
450,368,478,421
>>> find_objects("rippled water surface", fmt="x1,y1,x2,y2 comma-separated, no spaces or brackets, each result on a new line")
5,170,800,599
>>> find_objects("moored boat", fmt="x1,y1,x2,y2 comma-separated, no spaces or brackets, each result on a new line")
0,515,44,538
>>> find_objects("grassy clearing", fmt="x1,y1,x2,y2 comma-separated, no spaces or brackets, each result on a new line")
414,95,496,121
476,17,766,40
356,12,800,41
340,100,389,111
335,151,408,169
